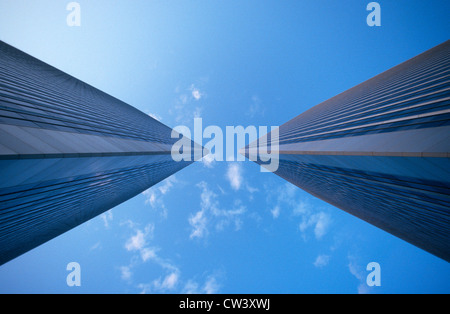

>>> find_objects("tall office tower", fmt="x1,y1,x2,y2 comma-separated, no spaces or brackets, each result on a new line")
0,41,197,265
244,40,450,261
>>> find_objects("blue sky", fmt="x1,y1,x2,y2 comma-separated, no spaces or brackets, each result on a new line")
0,0,449,293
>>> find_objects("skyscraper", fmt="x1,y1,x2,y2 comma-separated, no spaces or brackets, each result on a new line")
244,40,450,261
0,41,197,265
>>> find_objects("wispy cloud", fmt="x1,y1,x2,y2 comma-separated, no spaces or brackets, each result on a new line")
183,275,221,294
313,254,330,268
90,241,101,251
120,266,132,281
193,106,203,119
151,271,180,292
120,221,185,293
158,177,175,195
139,270,222,294
189,209,208,239
125,229,146,251
189,181,246,239
183,280,200,294
124,224,155,260
201,153,216,168
266,182,332,241
348,255,371,294
170,83,205,124
147,112,162,121
245,183,259,194
203,276,221,294
270,205,281,219
123,198,236,295
226,163,243,191
246,95,265,118
142,176,177,218
179,94,188,105
299,211,332,240
100,210,113,228
119,217,223,294
140,247,157,262
191,85,203,101
245,183,259,201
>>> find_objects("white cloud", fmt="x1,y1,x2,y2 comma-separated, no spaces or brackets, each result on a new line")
142,190,155,205
270,205,280,219
203,276,220,294
158,176,175,195
313,254,330,268
199,181,217,210
193,106,202,118
245,183,259,194
314,212,331,239
124,224,155,259
148,112,162,121
179,94,188,105
137,283,151,294
189,181,246,239
189,182,215,239
125,229,147,252
171,84,205,123
100,210,113,228
348,256,371,294
201,153,215,168
136,264,182,293
226,163,243,191
182,276,220,294
265,183,296,219
90,242,101,251
142,176,177,218
153,272,179,291
140,247,157,262
120,219,136,229
245,183,259,201
118,219,234,296
246,95,265,118
348,261,363,281
190,84,203,100
192,89,202,100
299,211,331,240
143,190,157,207
183,280,200,294
266,182,332,240
358,283,370,294
121,221,184,294
189,209,208,239
121,219,222,295
163,272,179,289
292,201,308,216
120,266,132,281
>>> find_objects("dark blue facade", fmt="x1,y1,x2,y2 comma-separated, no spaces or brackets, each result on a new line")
275,154,450,261
0,41,193,265
247,40,450,261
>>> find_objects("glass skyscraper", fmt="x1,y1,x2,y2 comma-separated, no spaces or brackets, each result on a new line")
245,40,450,261
0,41,196,265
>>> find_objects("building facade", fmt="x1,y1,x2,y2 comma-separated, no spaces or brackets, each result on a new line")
0,41,195,265
245,40,450,261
